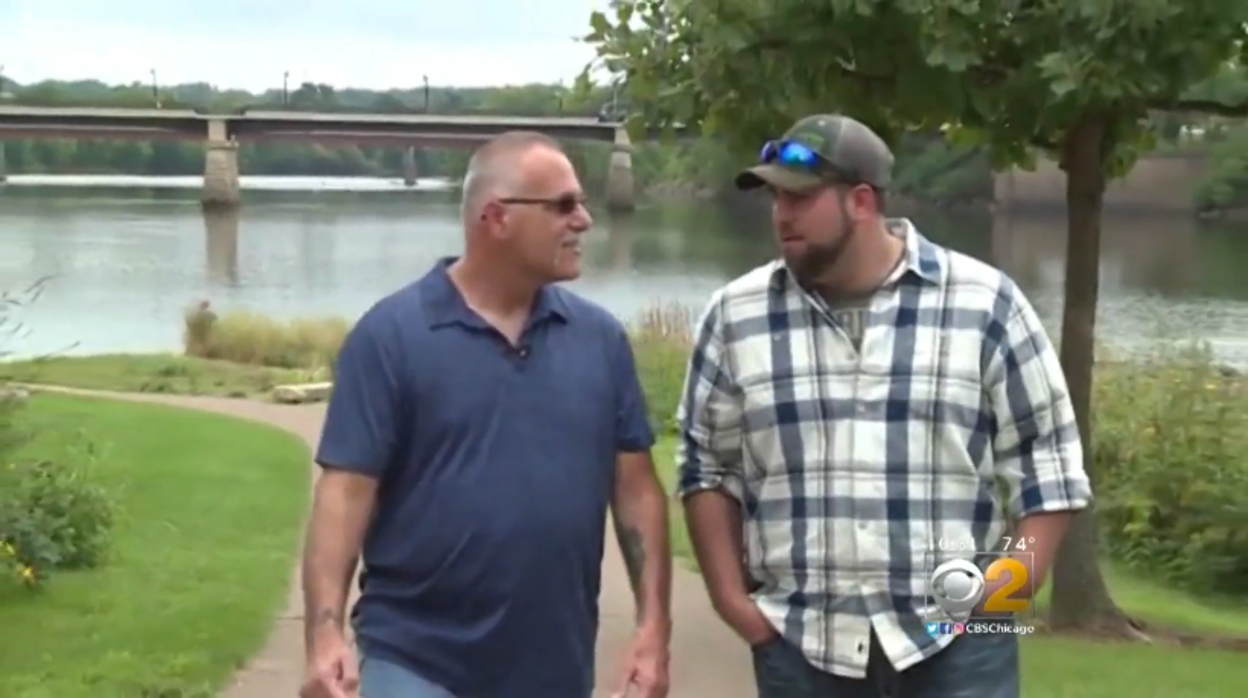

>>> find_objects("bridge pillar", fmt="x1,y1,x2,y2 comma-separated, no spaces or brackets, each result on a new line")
402,146,418,187
607,215,634,273
202,118,240,211
606,128,635,212
0,142,7,183
204,207,240,286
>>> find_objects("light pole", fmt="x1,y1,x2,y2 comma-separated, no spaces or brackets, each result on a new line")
283,71,289,106
422,75,430,113
150,69,159,106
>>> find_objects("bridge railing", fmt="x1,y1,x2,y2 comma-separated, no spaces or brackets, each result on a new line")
0,97,605,119
237,104,605,119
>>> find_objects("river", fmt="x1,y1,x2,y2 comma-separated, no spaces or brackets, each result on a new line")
2,175,1247,367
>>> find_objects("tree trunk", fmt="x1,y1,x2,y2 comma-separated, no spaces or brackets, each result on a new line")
1046,115,1139,637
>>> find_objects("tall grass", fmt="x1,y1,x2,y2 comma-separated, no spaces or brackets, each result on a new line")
630,301,695,436
182,301,347,376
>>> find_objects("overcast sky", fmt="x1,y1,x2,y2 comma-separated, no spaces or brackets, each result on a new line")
0,0,611,90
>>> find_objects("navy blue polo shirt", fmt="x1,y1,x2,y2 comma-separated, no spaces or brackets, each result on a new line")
315,258,655,698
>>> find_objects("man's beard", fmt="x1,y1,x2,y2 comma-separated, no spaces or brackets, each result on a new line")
783,209,855,285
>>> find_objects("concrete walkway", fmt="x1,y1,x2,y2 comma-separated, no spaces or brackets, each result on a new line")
26,386,754,697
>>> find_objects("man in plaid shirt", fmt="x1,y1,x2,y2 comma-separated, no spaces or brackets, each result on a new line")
676,114,1092,697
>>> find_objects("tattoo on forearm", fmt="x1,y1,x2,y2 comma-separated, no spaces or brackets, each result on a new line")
616,523,647,614
313,608,341,627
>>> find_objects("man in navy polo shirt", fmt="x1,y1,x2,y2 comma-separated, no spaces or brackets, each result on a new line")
298,131,673,698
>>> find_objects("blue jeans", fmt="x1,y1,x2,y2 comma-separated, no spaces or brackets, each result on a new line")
359,656,457,698
752,631,1019,698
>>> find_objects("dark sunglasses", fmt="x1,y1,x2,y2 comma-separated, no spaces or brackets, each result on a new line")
759,139,856,183
497,194,586,216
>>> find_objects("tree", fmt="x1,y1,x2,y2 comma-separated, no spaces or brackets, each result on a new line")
584,0,1248,636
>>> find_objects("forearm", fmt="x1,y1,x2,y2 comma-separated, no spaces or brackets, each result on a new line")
612,480,672,633
683,489,750,614
1011,511,1074,597
301,472,376,649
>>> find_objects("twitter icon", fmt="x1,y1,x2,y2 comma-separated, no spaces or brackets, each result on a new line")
925,622,942,638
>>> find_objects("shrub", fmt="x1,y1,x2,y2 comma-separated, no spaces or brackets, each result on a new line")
1093,343,1248,595
0,399,115,590
182,301,348,374
182,300,218,358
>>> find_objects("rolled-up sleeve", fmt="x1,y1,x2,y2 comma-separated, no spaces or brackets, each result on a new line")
675,293,745,502
986,292,1092,519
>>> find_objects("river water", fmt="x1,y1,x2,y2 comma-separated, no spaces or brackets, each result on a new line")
2,175,1247,367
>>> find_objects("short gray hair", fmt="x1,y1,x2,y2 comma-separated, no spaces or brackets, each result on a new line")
460,131,565,223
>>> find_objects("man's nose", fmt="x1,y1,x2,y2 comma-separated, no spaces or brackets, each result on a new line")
569,205,592,232
772,198,794,223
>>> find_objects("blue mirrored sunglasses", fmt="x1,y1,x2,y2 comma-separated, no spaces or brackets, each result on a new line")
759,139,860,184
759,139,822,170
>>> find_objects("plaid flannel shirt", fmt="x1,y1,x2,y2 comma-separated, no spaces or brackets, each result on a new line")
676,219,1092,678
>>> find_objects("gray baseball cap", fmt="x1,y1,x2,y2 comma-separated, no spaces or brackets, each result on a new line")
735,114,894,193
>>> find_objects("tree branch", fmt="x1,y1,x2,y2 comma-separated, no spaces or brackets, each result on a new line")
1148,98,1248,117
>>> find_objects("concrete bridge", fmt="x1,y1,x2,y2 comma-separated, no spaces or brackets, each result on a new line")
0,106,639,211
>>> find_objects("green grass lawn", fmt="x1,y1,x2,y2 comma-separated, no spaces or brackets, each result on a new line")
0,353,315,398
0,393,311,698
651,437,1248,697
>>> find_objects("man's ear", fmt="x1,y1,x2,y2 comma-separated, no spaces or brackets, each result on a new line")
480,200,509,236
845,184,876,222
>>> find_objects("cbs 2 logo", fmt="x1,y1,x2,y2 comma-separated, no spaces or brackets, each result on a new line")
931,557,1031,614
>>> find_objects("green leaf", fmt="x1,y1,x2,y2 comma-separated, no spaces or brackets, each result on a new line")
1051,77,1078,98
588,11,611,40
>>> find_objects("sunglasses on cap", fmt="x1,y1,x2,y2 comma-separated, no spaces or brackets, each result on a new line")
497,193,586,216
759,139,857,183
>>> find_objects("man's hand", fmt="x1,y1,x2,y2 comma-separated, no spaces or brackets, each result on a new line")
300,470,376,698
613,625,671,698
719,595,778,647
300,629,360,698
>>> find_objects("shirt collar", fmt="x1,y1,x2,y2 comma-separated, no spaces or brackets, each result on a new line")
421,257,569,330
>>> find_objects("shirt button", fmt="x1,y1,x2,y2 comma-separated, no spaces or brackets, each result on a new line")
857,403,869,416
856,640,866,654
